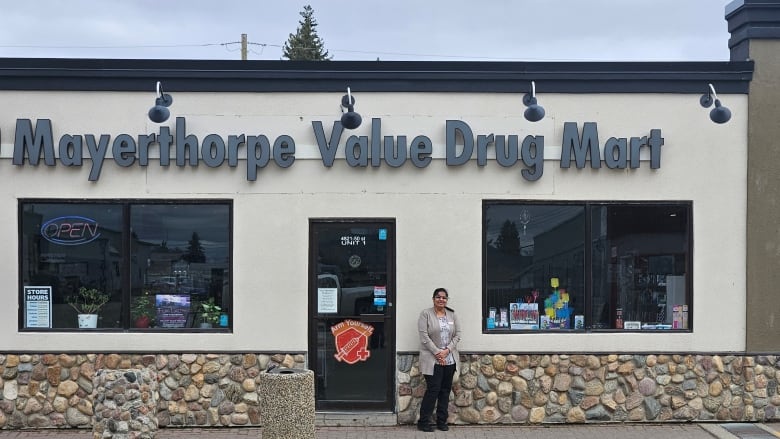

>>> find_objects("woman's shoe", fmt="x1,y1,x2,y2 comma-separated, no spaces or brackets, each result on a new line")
437,423,449,431
417,423,434,432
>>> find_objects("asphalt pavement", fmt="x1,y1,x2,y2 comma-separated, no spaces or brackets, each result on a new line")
0,423,779,439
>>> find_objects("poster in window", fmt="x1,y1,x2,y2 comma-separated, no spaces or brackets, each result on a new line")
24,286,52,328
510,302,539,330
155,294,190,328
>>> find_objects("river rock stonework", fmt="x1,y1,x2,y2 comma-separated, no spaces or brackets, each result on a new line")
1,352,779,430
0,353,304,430
397,354,780,425
92,369,158,438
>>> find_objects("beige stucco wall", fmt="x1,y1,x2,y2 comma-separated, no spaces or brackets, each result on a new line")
0,90,747,353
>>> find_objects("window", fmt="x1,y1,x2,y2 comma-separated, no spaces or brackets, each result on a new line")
484,201,691,332
19,200,231,331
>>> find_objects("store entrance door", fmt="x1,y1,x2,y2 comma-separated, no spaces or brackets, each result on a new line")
309,219,395,411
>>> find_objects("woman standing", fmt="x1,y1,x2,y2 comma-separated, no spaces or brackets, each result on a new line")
417,287,461,432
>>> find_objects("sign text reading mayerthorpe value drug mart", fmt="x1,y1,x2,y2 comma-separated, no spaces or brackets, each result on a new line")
8,117,663,182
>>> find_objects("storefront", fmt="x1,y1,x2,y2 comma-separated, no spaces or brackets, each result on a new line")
1,0,779,430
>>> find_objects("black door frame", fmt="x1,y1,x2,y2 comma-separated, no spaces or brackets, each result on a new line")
308,218,396,411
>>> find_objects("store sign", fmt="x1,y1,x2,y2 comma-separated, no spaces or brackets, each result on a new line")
40,216,100,245
7,117,664,182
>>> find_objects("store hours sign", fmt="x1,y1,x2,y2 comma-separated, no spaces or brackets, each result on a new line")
24,286,52,328
6,117,664,182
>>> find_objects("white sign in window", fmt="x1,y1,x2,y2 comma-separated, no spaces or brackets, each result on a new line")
25,286,52,328
318,288,338,313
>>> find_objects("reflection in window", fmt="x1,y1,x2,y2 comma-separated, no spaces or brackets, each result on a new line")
20,201,231,331
131,204,230,329
590,205,690,330
484,201,691,332
21,203,123,329
485,204,585,330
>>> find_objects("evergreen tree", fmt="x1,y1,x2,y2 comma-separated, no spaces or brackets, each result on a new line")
282,5,332,61
495,220,521,255
183,232,206,263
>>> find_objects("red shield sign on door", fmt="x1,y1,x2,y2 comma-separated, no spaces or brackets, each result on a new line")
331,319,374,365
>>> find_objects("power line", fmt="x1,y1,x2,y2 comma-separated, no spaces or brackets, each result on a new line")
239,42,511,60
242,41,531,61
0,40,617,62
0,40,517,59
0,43,224,49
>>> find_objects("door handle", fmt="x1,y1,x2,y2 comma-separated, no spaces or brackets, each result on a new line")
360,314,386,322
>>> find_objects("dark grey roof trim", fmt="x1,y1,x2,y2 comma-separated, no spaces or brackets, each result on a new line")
0,58,753,94
725,0,780,60
727,0,780,48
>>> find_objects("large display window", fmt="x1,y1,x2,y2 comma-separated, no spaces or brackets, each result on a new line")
19,200,232,331
484,201,691,332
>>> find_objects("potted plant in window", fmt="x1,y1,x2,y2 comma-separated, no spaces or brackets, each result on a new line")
198,297,222,328
67,286,110,328
131,290,156,328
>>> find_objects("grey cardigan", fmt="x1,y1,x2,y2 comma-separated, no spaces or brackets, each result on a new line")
417,307,461,376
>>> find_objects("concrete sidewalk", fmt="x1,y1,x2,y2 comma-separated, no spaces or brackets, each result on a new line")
0,423,778,439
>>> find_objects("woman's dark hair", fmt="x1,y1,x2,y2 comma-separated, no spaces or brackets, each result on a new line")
432,287,454,312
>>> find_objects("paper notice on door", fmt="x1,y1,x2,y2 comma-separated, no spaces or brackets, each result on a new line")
318,288,338,313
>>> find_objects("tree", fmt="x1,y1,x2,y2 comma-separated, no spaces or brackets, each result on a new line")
183,232,206,263
282,5,332,61
495,220,521,255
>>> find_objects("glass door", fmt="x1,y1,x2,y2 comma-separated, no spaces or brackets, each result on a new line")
309,220,395,411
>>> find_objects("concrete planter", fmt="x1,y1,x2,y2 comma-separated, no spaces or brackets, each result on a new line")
257,368,315,439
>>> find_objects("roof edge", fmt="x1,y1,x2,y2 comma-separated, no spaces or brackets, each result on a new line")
0,58,754,94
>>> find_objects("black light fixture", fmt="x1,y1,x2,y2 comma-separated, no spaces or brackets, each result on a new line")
148,81,174,123
523,81,545,122
700,83,731,124
340,87,362,129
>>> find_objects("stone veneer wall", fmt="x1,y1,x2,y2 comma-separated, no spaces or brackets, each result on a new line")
0,353,304,430
397,353,780,424
3,352,780,430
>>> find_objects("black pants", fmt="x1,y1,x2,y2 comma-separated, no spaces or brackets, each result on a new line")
418,363,456,426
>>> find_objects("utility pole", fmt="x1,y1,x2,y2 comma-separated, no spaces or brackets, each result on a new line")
241,34,247,60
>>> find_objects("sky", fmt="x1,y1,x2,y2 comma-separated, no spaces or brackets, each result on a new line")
0,0,736,62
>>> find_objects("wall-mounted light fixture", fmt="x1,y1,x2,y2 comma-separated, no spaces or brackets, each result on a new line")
340,87,362,129
700,83,731,124
523,81,545,122
148,81,174,123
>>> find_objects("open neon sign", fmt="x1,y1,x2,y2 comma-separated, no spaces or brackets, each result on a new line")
41,216,100,245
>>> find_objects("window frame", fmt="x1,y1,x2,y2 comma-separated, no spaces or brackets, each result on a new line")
17,198,233,333
482,200,693,334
